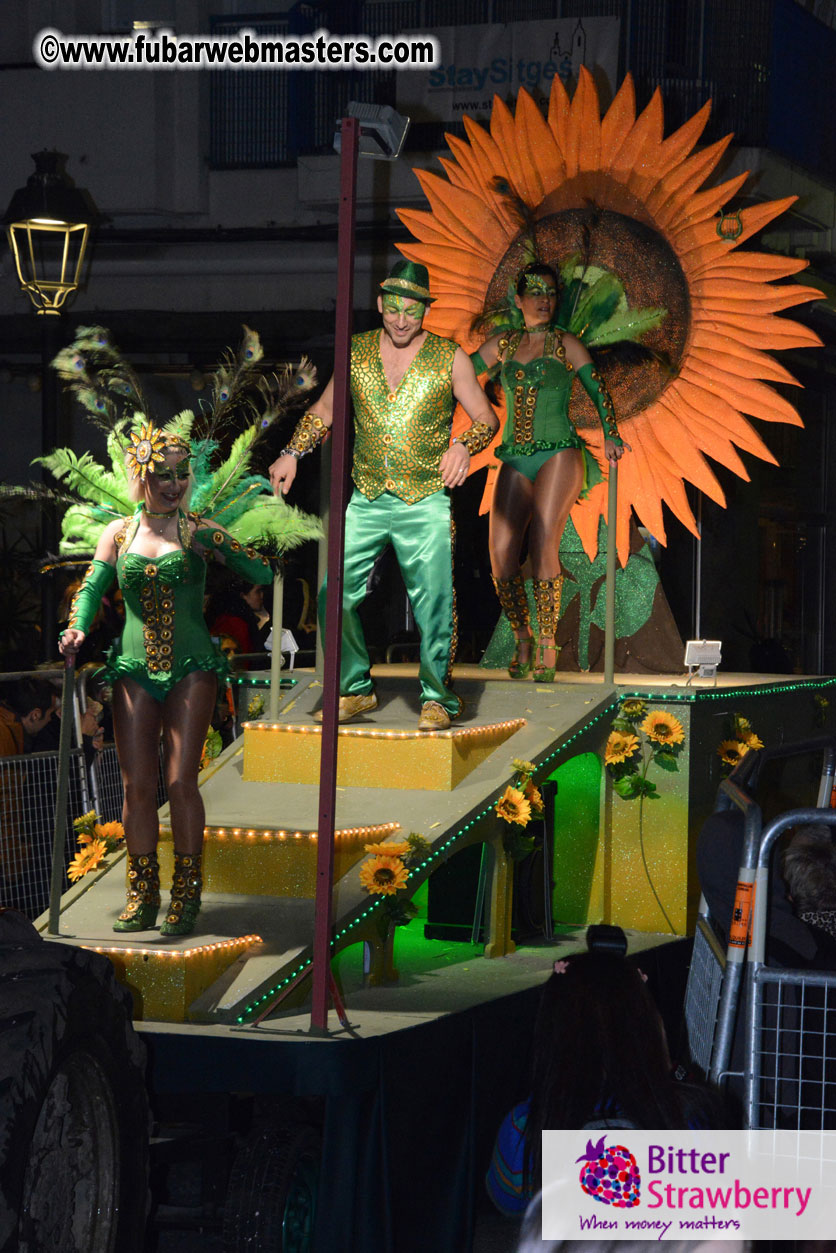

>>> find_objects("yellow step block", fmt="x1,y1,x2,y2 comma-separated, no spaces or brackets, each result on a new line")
242,718,526,791
153,821,399,897
84,934,260,1023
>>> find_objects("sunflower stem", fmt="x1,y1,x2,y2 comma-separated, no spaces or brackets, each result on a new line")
637,743,677,935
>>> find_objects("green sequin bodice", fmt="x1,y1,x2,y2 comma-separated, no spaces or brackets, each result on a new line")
496,333,583,458
105,528,226,697
350,329,458,503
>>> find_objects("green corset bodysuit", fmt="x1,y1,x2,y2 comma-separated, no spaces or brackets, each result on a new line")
105,546,228,701
65,508,275,702
481,330,620,494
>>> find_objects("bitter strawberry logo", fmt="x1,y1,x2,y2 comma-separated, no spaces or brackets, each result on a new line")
576,1136,641,1207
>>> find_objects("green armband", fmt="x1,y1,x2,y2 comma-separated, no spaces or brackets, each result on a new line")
195,528,274,585
470,349,501,380
64,559,115,635
577,362,622,446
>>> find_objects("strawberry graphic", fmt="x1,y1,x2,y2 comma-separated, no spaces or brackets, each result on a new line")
576,1136,641,1207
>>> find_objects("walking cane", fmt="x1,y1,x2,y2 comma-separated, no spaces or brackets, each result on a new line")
48,652,76,936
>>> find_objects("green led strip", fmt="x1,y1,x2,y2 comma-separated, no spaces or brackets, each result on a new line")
230,676,297,688
621,677,836,704
237,682,835,1020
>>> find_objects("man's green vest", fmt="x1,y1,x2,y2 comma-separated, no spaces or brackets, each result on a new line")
350,329,458,504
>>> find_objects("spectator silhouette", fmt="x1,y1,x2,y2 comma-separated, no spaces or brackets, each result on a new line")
486,930,720,1217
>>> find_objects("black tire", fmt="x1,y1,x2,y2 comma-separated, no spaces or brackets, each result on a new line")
223,1122,321,1253
0,910,150,1253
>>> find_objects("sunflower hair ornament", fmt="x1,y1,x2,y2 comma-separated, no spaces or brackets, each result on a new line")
126,423,168,481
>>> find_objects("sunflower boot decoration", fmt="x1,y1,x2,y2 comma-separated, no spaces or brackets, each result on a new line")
397,68,822,574
358,833,430,985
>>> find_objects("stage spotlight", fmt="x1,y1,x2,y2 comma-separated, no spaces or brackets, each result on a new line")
333,103,410,161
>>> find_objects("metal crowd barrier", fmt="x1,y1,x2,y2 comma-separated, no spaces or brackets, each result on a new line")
682,736,836,1129
0,667,169,920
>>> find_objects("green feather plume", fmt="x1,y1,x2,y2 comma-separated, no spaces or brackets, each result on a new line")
227,495,324,554
34,448,132,513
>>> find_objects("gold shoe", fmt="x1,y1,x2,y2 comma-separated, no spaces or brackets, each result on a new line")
418,701,451,731
315,692,378,723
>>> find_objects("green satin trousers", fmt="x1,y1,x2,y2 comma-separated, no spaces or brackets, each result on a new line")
318,489,459,714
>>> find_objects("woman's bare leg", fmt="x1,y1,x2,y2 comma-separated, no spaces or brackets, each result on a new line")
528,449,585,669
161,670,217,854
489,463,534,579
490,464,536,667
112,677,165,855
528,449,584,579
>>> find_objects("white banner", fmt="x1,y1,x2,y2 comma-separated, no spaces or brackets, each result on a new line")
395,18,620,125
542,1129,836,1240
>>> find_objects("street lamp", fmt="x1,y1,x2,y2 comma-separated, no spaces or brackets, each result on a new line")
3,150,96,314
4,152,98,658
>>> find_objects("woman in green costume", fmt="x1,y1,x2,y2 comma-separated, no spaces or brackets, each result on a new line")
59,428,275,937
471,264,628,681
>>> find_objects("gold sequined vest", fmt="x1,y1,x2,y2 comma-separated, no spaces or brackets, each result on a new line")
350,329,458,504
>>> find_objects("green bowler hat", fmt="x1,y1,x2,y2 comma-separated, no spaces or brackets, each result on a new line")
379,259,435,304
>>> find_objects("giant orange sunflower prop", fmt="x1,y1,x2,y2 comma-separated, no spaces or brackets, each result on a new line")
397,69,822,565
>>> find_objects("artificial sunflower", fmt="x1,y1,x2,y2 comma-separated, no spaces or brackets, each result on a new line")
398,69,822,564
126,422,166,481
511,757,537,776
94,821,125,846
605,730,640,765
620,699,647,720
522,778,544,814
740,731,764,751
717,739,751,767
640,711,685,746
495,785,532,827
359,856,410,896
363,840,411,859
67,837,108,883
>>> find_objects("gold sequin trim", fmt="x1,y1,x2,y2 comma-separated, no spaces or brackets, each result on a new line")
285,411,328,457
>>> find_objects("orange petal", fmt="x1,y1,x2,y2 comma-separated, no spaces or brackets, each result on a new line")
547,73,572,159
570,66,602,175
692,252,811,282
656,100,711,173
631,408,726,505
683,364,805,427
659,389,753,478
688,339,800,387
600,74,637,169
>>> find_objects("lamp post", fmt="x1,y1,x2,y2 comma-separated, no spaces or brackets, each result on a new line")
309,104,410,1032
3,151,98,658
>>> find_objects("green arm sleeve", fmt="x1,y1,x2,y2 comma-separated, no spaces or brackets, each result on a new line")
64,559,116,635
576,362,622,446
470,349,501,380
194,527,274,586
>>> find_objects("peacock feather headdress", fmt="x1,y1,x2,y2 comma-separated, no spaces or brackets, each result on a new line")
34,324,322,558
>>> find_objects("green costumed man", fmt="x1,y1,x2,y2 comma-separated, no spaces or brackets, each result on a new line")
270,260,498,729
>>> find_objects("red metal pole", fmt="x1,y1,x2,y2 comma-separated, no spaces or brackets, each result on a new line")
310,117,359,1032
